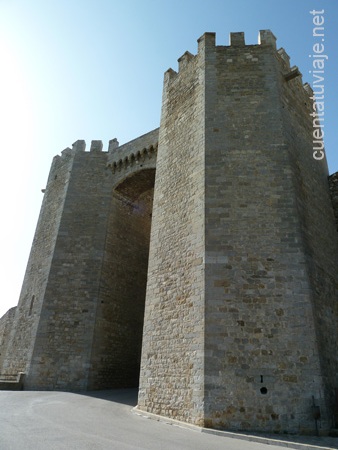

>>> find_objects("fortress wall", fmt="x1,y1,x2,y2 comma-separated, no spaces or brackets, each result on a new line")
202,31,336,433
107,128,159,169
2,130,158,391
0,307,16,371
138,30,337,433
138,38,207,426
25,143,114,390
1,29,337,435
279,52,338,422
1,148,76,377
88,133,157,390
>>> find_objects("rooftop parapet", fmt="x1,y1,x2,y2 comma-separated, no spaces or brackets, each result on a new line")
108,138,119,153
55,140,86,160
56,140,112,161
165,30,282,80
178,51,195,71
72,140,86,152
162,32,216,80
277,48,291,69
60,147,72,158
90,140,103,152
198,29,278,48
258,30,277,48
229,32,245,46
164,67,178,82
107,128,159,173
197,32,216,54
303,82,313,96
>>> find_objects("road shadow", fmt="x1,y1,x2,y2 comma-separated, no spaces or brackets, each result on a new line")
71,389,338,449
80,388,138,407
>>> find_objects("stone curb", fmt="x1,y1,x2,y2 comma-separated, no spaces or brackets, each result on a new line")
132,407,337,450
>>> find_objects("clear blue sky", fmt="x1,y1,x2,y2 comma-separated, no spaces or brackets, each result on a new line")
0,0,337,317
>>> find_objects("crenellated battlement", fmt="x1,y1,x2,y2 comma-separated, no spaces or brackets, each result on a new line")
258,29,277,47
107,128,158,175
163,29,311,102
50,130,158,187
277,47,291,69
165,30,278,78
108,144,157,174
177,51,195,71
90,140,103,152
72,139,86,152
108,138,119,152
54,139,121,163
229,31,245,46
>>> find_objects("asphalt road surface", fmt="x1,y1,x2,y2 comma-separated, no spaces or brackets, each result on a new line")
0,389,335,450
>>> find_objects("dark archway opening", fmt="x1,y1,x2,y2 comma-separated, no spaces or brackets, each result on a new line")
88,168,155,390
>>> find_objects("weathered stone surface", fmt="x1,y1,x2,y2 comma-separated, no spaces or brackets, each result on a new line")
0,132,157,391
329,172,338,231
138,30,338,434
1,30,337,436
0,307,16,370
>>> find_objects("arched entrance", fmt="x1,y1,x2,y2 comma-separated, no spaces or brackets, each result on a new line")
87,166,156,389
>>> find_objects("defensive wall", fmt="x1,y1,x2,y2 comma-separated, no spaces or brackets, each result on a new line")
0,131,158,390
0,30,338,435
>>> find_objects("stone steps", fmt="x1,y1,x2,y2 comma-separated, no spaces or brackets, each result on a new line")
0,372,25,390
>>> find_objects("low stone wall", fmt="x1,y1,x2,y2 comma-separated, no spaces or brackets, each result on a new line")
0,372,25,390
0,307,16,371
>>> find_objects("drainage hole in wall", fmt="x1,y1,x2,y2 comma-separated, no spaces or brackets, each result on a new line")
260,387,268,395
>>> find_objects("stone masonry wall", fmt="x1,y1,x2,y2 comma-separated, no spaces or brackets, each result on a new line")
329,172,338,231
139,30,338,434
88,131,157,389
202,31,337,434
1,147,76,377
23,134,158,391
0,307,16,371
25,142,114,390
107,128,159,176
87,189,153,389
279,49,338,429
138,39,206,426
2,29,337,436
1,131,158,391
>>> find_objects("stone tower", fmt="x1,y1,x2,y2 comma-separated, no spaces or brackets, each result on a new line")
1,31,338,435
137,31,338,434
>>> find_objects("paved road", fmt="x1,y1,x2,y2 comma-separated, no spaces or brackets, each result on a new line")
0,389,336,450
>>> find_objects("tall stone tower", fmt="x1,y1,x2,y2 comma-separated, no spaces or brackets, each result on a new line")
0,31,337,435
137,31,338,434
